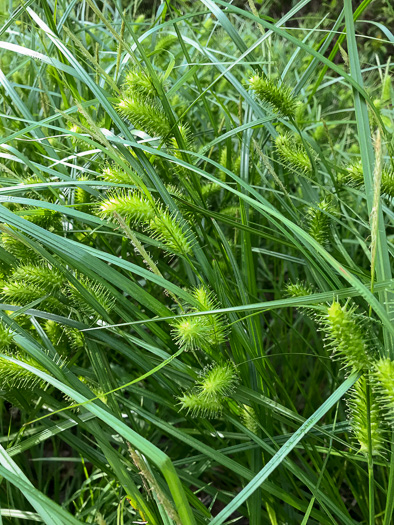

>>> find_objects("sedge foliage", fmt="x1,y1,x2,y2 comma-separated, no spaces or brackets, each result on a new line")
0,1,394,524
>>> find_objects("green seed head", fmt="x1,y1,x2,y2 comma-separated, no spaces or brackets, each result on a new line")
348,375,386,456
172,316,211,351
307,198,337,246
196,362,238,400
322,301,374,371
373,358,394,426
285,281,313,298
275,133,314,175
249,75,298,119
101,164,143,187
98,191,155,225
0,323,14,350
178,391,223,418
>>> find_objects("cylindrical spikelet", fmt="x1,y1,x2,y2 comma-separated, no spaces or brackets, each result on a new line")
1,281,61,311
101,164,143,187
241,404,259,434
98,191,155,225
171,316,211,351
168,124,192,153
21,210,62,232
64,327,85,351
66,276,115,320
20,176,53,201
249,74,298,119
124,69,160,101
148,211,192,256
1,231,38,261
74,176,94,207
0,323,14,350
178,392,223,418
64,375,107,408
44,320,85,353
172,287,228,352
285,281,313,298
11,263,65,292
347,375,386,456
178,362,238,418
153,35,177,55
99,192,193,256
192,286,227,347
0,352,49,392
275,133,314,175
117,97,170,140
345,161,394,198
285,281,316,318
345,161,364,187
381,169,394,198
306,198,336,246
195,362,238,399
320,301,374,371
373,358,394,426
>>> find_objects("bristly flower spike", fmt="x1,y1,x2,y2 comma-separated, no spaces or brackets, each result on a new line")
345,160,394,198
192,286,228,347
171,316,211,352
307,198,337,246
249,74,299,120
98,191,155,225
178,392,223,418
320,301,375,371
178,362,238,418
148,209,193,256
347,375,386,456
117,97,171,140
195,362,238,400
373,358,394,426
124,68,162,101
275,133,315,175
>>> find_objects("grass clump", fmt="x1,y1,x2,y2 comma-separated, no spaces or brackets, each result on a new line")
1,1,394,524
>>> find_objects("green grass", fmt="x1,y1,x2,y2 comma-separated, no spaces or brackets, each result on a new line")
0,0,393,523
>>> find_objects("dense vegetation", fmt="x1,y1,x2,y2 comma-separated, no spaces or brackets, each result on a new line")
0,0,393,523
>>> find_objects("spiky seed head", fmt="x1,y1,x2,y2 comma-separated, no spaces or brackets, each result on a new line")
345,161,394,198
11,263,64,291
116,97,171,140
307,198,337,246
373,358,394,426
124,69,160,101
191,286,228,348
275,133,314,175
64,327,85,351
98,191,155,225
1,280,63,313
196,362,238,400
321,301,374,371
0,352,49,392
1,232,38,261
347,375,386,456
284,281,316,318
74,176,93,206
285,281,313,298
178,391,223,418
249,74,298,120
148,211,192,256
66,276,115,320
171,316,211,351
241,404,259,434
101,164,143,187
0,323,14,350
